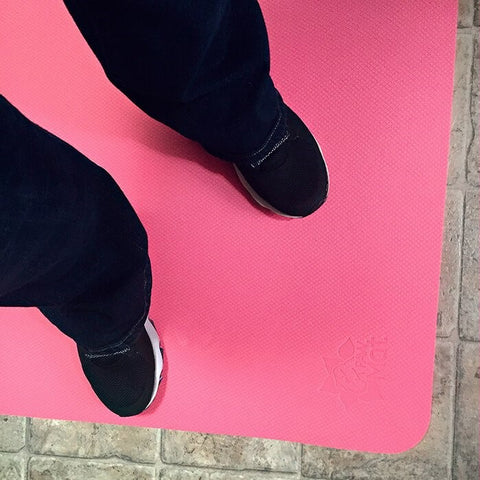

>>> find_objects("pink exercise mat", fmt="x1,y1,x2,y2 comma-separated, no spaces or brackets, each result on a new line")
0,0,457,453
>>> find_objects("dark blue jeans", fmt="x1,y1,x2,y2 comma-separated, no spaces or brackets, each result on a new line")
63,0,288,166
0,1,287,355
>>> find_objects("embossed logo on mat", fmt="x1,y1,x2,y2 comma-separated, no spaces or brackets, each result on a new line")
320,336,388,409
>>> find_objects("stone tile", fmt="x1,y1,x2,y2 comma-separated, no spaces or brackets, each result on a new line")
458,0,475,27
466,32,478,186
453,343,479,480
0,416,26,453
159,467,297,480
0,453,25,480
301,341,455,479
162,431,299,473
448,33,474,185
28,457,155,480
459,191,479,340
437,189,464,337
474,0,479,27
29,419,159,463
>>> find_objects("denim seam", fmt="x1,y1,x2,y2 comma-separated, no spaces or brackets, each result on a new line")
83,260,150,359
241,101,283,159
249,130,290,168
83,347,131,359
208,92,288,164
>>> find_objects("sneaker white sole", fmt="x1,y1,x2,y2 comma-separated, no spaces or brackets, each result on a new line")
144,318,164,411
233,139,329,218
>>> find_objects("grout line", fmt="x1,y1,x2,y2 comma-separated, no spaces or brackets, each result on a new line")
451,343,462,480
156,462,302,478
457,185,470,342
436,188,463,341
24,417,31,479
465,33,478,184
453,189,465,348
26,453,158,465
458,338,480,344
456,26,480,33
299,443,305,479
451,341,460,480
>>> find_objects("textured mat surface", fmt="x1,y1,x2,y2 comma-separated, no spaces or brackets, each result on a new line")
0,0,457,452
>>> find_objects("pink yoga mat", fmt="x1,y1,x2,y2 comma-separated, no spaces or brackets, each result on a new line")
0,0,457,453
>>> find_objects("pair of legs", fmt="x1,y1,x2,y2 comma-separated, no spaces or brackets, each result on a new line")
1,0,328,415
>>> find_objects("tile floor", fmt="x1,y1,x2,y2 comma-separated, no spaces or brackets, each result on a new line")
0,1,478,479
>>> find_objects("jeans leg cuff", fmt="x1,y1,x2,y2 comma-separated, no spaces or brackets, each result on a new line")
206,93,290,167
81,261,151,359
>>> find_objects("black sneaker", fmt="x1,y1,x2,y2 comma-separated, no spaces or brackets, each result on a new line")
77,318,163,417
234,105,329,218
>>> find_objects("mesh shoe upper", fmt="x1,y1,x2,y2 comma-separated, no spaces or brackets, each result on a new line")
77,319,161,417
235,105,329,217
